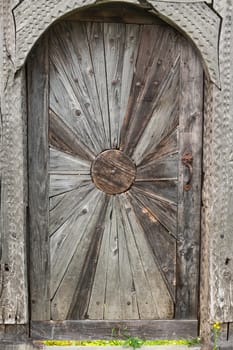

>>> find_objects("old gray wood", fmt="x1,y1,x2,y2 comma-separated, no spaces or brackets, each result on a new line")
176,37,203,319
27,36,50,321
30,320,198,340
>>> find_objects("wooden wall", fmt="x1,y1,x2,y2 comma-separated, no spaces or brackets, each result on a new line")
0,0,233,348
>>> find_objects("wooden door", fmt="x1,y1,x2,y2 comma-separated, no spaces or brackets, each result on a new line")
28,4,203,339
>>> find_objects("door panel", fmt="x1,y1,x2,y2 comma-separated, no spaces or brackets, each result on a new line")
28,11,203,330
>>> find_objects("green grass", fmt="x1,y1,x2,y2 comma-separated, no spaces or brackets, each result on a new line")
43,338,200,347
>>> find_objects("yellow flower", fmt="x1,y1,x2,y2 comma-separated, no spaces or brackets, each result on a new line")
213,322,221,330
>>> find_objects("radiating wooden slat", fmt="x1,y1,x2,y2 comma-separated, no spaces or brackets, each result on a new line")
49,183,94,236
120,25,180,157
68,197,110,319
49,174,91,198
49,22,105,153
139,128,178,167
133,180,178,204
49,63,100,155
50,187,102,299
118,24,140,147
116,198,139,319
131,188,177,236
119,194,174,319
104,23,140,148
49,193,66,211
103,197,121,319
104,23,125,148
49,147,91,174
88,198,140,320
50,190,106,320
70,22,108,148
136,153,179,181
86,22,110,148
27,36,50,321
132,58,180,164
87,199,113,320
49,109,95,161
128,192,176,299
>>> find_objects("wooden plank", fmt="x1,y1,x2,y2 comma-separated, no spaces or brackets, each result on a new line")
51,190,106,320
30,320,198,340
128,192,176,298
0,325,28,341
132,57,180,165
49,173,91,198
131,188,177,237
49,183,94,235
86,22,110,148
103,197,121,320
49,22,106,153
49,147,90,174
50,188,103,301
104,23,125,148
136,153,179,181
87,198,113,320
120,25,180,158
49,109,94,161
133,180,178,204
119,194,173,319
176,37,203,319
139,128,178,167
116,201,139,320
67,196,109,320
27,36,50,320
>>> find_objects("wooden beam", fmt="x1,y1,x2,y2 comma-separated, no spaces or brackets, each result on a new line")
30,320,198,340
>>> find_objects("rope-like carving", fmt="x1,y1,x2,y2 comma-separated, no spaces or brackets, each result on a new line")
13,0,220,86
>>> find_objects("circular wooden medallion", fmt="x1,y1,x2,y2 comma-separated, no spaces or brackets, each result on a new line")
91,150,136,195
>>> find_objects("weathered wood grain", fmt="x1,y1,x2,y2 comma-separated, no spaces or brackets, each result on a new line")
91,150,136,195
100,197,121,320
104,23,125,148
49,183,94,235
68,196,109,319
49,147,91,175
86,22,110,148
27,36,50,321
30,320,198,340
87,198,113,320
49,23,105,153
132,57,180,164
131,188,177,237
176,37,203,319
49,109,94,161
51,189,106,320
128,192,176,299
136,153,178,181
120,25,180,157
139,128,178,167
133,179,178,209
49,173,91,198
119,193,174,319
50,188,103,301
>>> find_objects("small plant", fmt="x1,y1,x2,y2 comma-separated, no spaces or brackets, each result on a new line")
123,336,145,350
111,327,145,349
212,322,221,350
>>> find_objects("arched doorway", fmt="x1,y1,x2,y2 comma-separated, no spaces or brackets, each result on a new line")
27,3,203,339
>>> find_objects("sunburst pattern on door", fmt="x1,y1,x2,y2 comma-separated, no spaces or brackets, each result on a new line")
48,21,181,321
